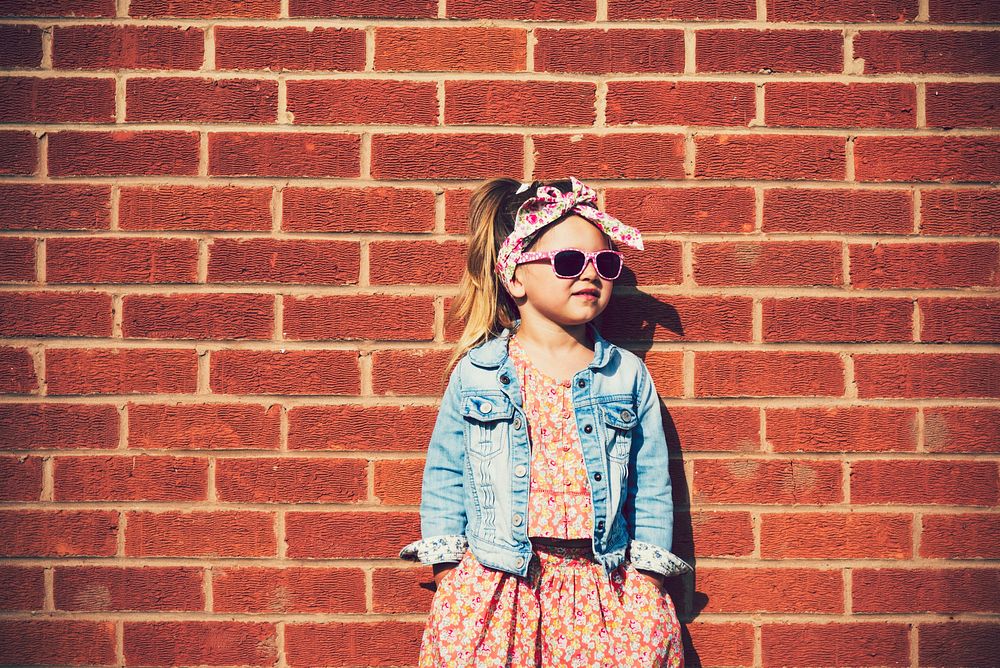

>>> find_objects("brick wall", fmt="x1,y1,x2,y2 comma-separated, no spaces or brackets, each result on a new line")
1,0,998,666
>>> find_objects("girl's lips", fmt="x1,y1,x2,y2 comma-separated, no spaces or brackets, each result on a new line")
573,290,600,299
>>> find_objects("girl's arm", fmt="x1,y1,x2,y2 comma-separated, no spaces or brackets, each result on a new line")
623,364,693,578
399,363,469,566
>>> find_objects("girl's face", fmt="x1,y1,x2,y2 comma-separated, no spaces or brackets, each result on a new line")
508,214,614,329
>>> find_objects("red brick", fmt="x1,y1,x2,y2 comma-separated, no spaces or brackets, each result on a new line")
129,403,281,450
695,350,845,397
376,27,526,72
0,346,36,393
126,511,276,557
0,77,115,123
0,184,111,231
289,79,437,125
921,188,999,236
214,566,366,613
762,512,911,559
0,565,44,610
607,80,754,126
929,0,1000,21
287,511,417,558
127,77,277,122
852,242,999,289
444,187,474,233
0,25,42,67
855,136,1000,183
766,82,915,128
207,239,359,285
699,567,843,613
0,455,42,500
0,620,115,666
854,353,1000,399
534,132,685,179
209,132,361,178
373,459,423,505
371,132,523,179
605,186,755,234
373,565,435,613
535,28,684,74
693,458,843,505
610,0,754,19
283,186,435,233
0,510,118,556
920,297,1000,343
46,348,198,395
123,621,278,667
695,134,846,180
660,405,761,452
216,457,367,503
768,0,918,21
215,26,365,71
919,622,1000,667
643,351,685,397
683,622,755,668
53,25,204,70
285,621,423,667
371,349,451,396
130,0,279,17
697,29,842,73
445,80,595,126
679,511,754,558
0,291,112,337
290,0,436,17
601,293,753,343
54,455,208,501
695,240,842,287
284,295,434,341
49,130,200,177
767,406,917,452
47,237,198,284
120,185,272,232
855,568,1000,613
764,187,913,234
288,405,437,451
926,83,1000,129
122,293,273,340
448,0,595,19
0,130,37,174
19,0,116,13
763,297,911,342
0,403,118,451
370,240,466,285
55,566,203,611
856,30,1000,74
924,407,1000,453
851,459,999,505
761,622,909,667
210,349,360,396
922,513,1000,559
0,237,35,282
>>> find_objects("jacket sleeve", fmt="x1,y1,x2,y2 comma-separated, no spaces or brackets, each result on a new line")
623,362,693,577
398,361,469,565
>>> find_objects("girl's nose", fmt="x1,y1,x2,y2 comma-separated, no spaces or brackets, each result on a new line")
579,257,599,280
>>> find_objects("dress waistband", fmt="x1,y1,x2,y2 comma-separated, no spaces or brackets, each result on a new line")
530,537,593,555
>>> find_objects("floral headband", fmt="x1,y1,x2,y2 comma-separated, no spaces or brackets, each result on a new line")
495,176,644,289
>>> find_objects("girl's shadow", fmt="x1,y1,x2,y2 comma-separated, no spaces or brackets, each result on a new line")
600,270,709,666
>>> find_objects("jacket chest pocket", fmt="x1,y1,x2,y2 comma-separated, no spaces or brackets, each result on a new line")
462,393,514,461
599,401,638,463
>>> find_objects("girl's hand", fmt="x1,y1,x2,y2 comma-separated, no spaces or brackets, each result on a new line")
635,568,666,593
432,563,458,589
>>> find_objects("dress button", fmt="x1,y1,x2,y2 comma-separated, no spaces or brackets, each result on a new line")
583,424,593,434
515,464,527,477
562,445,570,451
513,513,523,526
480,401,493,414
561,411,572,419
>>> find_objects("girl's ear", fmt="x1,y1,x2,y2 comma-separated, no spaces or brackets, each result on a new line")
507,268,527,299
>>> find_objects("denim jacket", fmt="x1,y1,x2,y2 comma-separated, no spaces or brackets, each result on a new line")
399,322,693,582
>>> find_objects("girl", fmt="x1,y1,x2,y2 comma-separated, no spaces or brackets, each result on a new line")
399,176,692,667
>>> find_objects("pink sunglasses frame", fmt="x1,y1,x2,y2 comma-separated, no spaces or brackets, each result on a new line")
514,248,625,280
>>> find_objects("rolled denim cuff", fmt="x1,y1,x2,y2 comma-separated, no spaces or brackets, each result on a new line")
628,540,693,577
399,534,468,565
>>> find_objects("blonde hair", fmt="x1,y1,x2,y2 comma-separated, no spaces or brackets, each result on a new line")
447,177,574,370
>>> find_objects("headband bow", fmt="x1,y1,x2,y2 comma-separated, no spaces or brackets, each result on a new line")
495,176,644,289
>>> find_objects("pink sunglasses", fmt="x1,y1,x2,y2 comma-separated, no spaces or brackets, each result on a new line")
515,248,624,280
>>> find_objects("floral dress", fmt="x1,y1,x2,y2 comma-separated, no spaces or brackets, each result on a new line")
415,336,684,667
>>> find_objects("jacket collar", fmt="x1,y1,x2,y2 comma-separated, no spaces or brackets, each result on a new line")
467,319,615,370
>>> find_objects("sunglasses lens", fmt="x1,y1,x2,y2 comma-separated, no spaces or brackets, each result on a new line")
595,251,622,279
552,250,586,277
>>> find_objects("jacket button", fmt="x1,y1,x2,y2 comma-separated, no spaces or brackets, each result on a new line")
597,520,605,530
480,401,493,414
583,424,593,434
594,472,602,481
516,556,525,568
513,417,522,429
500,374,511,384
513,513,523,526
577,379,586,388
621,409,632,421
514,464,527,477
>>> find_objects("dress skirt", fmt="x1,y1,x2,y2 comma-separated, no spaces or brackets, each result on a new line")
417,542,684,667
